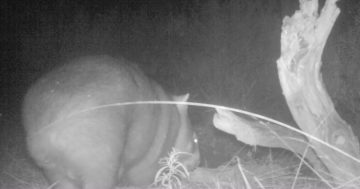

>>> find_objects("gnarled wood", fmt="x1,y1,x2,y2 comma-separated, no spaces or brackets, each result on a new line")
277,0,360,185
213,108,329,177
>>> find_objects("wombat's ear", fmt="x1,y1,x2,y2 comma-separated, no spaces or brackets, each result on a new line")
173,93,189,102
173,93,190,114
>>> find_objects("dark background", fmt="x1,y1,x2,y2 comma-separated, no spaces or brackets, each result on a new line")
1,0,360,188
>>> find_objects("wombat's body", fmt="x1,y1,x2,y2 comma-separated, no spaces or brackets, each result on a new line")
22,56,199,189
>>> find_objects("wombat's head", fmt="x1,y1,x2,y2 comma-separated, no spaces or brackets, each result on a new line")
173,94,200,171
